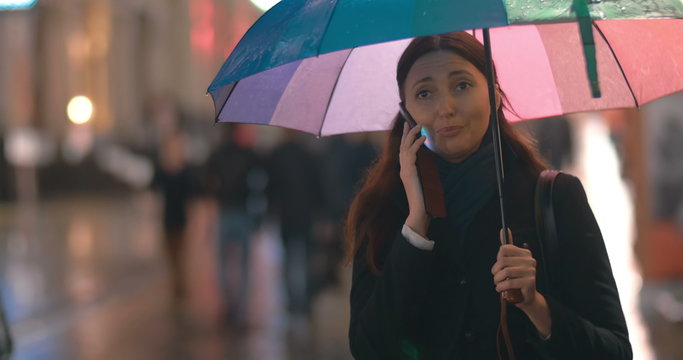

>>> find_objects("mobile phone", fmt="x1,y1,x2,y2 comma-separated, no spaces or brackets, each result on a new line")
399,102,417,129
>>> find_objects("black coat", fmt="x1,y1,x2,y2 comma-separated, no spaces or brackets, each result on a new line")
349,160,631,359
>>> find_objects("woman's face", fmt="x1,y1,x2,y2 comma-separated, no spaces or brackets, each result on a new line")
404,50,496,163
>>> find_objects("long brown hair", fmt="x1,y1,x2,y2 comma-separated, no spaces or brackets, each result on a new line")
345,32,547,274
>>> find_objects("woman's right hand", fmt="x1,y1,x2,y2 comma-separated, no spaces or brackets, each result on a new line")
400,122,430,236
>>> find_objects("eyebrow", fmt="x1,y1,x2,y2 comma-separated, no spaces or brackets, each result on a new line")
411,70,472,90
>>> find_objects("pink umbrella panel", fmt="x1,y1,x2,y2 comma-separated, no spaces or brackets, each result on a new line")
215,19,683,136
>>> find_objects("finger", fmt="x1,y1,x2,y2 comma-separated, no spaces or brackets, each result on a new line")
408,123,422,135
491,261,501,275
491,255,536,275
491,257,529,274
401,123,409,148
409,135,426,153
495,277,532,293
497,244,532,260
495,254,537,269
493,266,535,284
401,123,421,148
501,244,532,256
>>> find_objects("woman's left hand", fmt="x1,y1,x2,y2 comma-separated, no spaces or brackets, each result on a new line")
491,230,552,337
490,231,539,309
491,231,552,339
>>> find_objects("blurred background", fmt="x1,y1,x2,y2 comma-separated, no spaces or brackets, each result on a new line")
1,1,683,359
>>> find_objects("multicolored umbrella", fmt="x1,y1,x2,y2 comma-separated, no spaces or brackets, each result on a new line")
208,0,683,135
210,18,683,136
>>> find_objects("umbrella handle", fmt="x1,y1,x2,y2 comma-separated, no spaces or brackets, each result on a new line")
502,289,523,304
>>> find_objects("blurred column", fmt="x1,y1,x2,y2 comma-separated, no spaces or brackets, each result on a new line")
639,94,683,281
0,7,39,202
616,109,649,271
35,0,102,136
636,93,683,360
109,0,147,140
84,0,112,134
34,0,70,137
168,0,193,110
107,0,196,141
187,0,218,119
0,7,37,128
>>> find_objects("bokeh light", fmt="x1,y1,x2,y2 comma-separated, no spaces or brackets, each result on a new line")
0,0,37,10
249,0,280,12
67,95,94,125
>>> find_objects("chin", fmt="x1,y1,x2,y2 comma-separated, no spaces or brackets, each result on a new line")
433,146,464,162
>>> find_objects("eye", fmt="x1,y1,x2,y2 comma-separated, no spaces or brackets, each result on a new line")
454,82,472,91
416,90,431,99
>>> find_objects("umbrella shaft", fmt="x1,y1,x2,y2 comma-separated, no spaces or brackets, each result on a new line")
483,28,509,245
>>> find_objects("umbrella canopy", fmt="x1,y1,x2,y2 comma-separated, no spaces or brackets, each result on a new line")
209,0,683,94
211,19,683,136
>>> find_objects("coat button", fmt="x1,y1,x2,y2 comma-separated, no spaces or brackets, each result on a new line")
464,330,476,343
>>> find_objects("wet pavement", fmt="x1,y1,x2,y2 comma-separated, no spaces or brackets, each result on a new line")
0,193,352,360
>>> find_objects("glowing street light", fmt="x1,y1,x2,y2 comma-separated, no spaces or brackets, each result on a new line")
0,0,38,11
249,0,280,12
67,96,93,125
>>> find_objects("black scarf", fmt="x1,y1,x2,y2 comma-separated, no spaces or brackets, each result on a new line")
436,128,498,245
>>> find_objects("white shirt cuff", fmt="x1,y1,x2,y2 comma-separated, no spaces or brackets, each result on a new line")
401,224,435,251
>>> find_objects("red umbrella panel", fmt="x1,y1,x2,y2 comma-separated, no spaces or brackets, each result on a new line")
490,19,683,122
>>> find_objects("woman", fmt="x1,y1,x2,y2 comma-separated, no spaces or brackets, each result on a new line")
345,32,631,359
153,129,195,302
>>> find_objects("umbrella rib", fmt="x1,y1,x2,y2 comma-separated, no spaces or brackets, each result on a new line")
318,50,354,137
213,81,240,124
593,22,639,108
316,0,340,56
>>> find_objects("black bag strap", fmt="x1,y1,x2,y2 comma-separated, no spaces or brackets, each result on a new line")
535,169,560,293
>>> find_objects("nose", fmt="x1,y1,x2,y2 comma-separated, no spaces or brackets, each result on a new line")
436,94,456,118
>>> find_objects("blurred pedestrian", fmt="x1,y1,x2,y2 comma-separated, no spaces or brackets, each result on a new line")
267,130,325,319
205,124,262,327
152,129,196,304
319,134,378,289
524,116,574,170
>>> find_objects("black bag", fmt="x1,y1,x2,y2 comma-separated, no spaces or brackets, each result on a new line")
535,169,560,293
0,293,12,360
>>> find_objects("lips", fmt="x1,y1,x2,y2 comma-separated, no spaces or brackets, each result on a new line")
437,125,463,137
